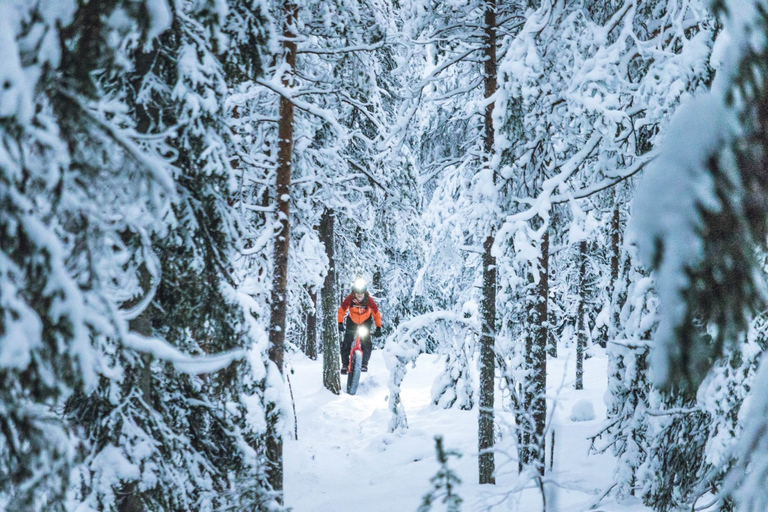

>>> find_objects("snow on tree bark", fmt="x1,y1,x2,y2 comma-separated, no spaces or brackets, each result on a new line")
609,202,621,345
576,239,586,391
521,229,549,475
267,0,298,499
478,0,498,486
305,287,318,360
320,209,341,394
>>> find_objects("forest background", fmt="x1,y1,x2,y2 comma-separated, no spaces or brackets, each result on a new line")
3,0,768,510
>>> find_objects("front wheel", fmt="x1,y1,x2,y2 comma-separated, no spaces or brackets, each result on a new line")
346,350,363,395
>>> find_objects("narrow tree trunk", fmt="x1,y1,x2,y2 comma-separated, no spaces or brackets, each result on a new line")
534,230,549,475
320,209,341,393
479,234,496,485
305,287,318,360
266,0,297,499
521,229,549,476
547,301,557,358
478,0,497,486
576,239,586,390
609,202,621,343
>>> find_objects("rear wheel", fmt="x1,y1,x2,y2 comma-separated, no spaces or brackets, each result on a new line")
346,350,363,395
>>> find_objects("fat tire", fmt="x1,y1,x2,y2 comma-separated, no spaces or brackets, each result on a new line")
347,350,363,395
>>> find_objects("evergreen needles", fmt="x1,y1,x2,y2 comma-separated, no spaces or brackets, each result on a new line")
419,436,463,512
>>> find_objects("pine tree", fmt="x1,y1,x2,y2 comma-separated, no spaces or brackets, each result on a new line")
593,251,655,500
320,209,341,392
493,0,715,479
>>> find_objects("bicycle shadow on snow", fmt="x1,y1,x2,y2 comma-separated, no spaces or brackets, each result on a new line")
347,371,384,396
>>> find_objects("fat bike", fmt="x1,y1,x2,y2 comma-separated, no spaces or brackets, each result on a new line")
346,326,368,395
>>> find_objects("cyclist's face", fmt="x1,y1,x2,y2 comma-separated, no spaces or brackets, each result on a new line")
354,292,364,301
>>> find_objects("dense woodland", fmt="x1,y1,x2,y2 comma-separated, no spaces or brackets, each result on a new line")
3,0,768,510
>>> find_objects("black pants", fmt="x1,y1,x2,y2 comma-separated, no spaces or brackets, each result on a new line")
340,319,373,368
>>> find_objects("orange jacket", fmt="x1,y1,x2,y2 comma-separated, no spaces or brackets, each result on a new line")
337,293,382,328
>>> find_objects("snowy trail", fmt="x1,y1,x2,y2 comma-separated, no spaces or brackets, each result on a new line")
284,351,427,511
284,349,651,511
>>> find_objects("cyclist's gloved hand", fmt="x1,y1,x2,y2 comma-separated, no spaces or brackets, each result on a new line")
338,323,345,333
374,326,382,338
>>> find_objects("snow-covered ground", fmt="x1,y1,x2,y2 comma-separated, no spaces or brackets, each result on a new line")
284,347,651,511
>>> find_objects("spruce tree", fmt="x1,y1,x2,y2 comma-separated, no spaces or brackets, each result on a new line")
0,2,175,509
65,2,274,509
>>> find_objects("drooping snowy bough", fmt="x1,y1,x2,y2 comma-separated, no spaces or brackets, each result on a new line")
383,311,479,433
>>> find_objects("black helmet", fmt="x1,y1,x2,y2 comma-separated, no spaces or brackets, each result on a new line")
352,278,367,293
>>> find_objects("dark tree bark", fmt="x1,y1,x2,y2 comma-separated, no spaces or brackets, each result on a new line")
576,239,586,390
478,0,497,486
266,0,297,499
479,234,497,485
520,228,549,476
320,208,341,393
609,202,621,343
305,287,318,360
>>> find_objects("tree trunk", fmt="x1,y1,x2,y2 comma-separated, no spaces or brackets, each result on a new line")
305,287,318,360
576,239,586,390
479,234,497,485
478,0,497,486
320,208,341,393
521,228,549,475
609,202,621,343
266,0,297,499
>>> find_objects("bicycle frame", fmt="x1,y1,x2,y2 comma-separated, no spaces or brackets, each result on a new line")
348,330,365,373
346,325,368,394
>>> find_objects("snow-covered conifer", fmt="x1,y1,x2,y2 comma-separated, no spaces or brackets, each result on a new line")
0,2,176,508
65,2,275,509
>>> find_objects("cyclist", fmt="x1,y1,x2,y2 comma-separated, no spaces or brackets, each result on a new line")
337,278,382,374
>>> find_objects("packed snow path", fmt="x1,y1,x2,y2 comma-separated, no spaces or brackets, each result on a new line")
284,349,651,511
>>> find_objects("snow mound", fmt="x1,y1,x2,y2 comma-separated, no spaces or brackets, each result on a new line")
570,399,596,422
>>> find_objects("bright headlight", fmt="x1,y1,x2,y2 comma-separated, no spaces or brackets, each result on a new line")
357,326,369,337
354,278,366,289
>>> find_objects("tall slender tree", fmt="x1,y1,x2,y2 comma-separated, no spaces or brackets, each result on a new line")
478,0,499,485
321,209,341,393
266,0,298,497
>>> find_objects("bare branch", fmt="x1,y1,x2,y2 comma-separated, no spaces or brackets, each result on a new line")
347,159,388,196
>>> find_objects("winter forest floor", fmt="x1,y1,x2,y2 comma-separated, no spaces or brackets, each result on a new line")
284,347,653,512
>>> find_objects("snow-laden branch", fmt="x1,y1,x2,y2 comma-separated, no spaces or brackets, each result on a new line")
387,311,479,351
241,218,277,256
384,311,479,432
406,25,484,45
413,47,482,95
297,41,386,55
255,78,347,142
347,159,387,195
241,203,275,213
123,333,245,374
549,151,656,204
339,93,386,134
291,86,386,135
429,78,484,102
504,132,602,224
57,87,176,196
